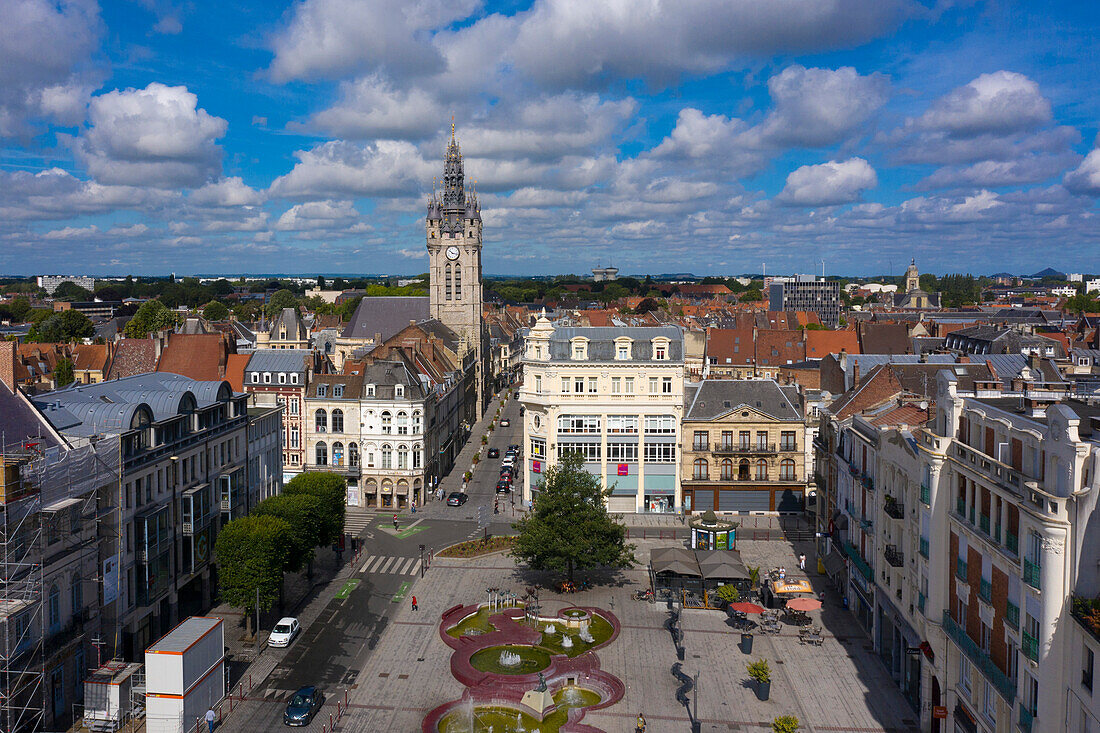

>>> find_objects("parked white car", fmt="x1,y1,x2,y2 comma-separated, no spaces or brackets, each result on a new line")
268,617,300,648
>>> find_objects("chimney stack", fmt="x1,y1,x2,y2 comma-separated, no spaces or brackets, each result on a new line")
852,359,861,388
0,341,15,391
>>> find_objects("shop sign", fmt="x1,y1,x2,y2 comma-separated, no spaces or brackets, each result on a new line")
617,463,628,476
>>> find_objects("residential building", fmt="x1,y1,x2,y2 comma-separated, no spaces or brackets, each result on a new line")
520,320,684,513
28,373,263,667
37,275,94,295
242,349,322,480
256,307,310,350
768,276,842,328
680,379,810,514
245,405,284,511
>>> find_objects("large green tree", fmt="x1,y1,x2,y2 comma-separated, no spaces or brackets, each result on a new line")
202,301,229,321
214,515,293,637
266,289,299,317
283,472,346,546
29,310,95,342
510,453,635,582
253,493,327,572
124,299,179,337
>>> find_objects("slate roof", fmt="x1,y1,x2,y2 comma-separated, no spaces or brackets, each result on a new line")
340,297,430,341
307,372,365,400
33,372,233,437
858,323,912,355
546,326,683,363
269,307,309,341
684,379,803,421
106,339,156,380
243,348,314,375
0,381,63,449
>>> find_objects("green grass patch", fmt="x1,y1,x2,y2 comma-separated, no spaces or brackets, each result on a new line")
439,536,514,558
445,607,501,639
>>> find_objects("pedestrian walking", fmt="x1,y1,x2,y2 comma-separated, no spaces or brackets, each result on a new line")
636,712,647,731
205,707,215,733
412,595,418,611
799,553,806,571
393,514,399,531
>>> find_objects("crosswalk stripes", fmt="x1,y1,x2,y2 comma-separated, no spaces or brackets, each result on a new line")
357,555,420,575
344,512,374,534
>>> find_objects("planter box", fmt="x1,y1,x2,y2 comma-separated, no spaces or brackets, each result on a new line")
755,680,770,701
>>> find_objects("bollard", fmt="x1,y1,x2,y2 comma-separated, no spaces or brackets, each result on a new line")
238,682,243,701
196,717,202,733
345,689,349,708
330,713,335,730
248,674,252,691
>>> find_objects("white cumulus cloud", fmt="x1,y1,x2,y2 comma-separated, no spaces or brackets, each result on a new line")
915,71,1051,137
1064,149,1100,195
778,158,877,206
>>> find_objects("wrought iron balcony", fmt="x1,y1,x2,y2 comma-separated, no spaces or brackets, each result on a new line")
979,514,991,535
979,579,993,603
1006,601,1020,630
956,557,968,581
884,498,904,520
1018,704,1034,733
1006,532,1019,555
1022,630,1039,661
885,545,904,568
942,610,1016,702
1023,559,1041,589
920,483,930,505
713,442,776,455
919,537,929,559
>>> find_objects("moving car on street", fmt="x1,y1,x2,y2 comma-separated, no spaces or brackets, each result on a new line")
268,617,300,648
500,418,510,426
284,686,324,726
447,492,468,506
487,447,500,458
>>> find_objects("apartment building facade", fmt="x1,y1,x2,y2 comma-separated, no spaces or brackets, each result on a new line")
680,379,810,514
242,349,320,478
520,319,685,513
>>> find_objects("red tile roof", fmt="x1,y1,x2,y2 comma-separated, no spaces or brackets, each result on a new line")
224,353,251,392
156,333,234,381
107,339,156,380
805,330,859,358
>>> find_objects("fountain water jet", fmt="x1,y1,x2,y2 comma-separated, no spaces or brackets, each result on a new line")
561,633,573,649
498,650,522,668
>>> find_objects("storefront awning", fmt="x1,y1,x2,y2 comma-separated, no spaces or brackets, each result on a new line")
771,579,814,594
823,550,846,578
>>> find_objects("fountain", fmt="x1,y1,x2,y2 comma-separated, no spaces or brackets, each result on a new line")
579,628,594,644
499,650,522,668
543,623,556,633
560,633,573,649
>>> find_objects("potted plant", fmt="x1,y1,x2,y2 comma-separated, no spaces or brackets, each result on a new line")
748,565,761,591
481,435,488,445
463,470,472,482
772,716,799,733
715,583,739,610
747,659,771,701
472,453,480,464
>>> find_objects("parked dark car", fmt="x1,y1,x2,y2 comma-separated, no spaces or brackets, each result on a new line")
447,492,468,506
496,481,512,494
499,467,513,478
508,444,520,452
487,447,500,458
284,686,323,726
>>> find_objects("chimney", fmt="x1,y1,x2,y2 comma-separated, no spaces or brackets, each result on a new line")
852,359,861,388
957,355,969,364
1027,352,1041,371
0,341,15,391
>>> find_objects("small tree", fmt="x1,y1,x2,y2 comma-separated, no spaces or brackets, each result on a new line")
747,565,761,589
54,357,75,387
747,659,771,684
511,452,635,583
716,584,740,603
772,716,800,733
215,515,292,637
125,299,178,337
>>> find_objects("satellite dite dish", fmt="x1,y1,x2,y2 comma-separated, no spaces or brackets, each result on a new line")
920,401,929,410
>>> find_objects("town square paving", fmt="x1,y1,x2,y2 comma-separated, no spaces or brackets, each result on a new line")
228,536,921,732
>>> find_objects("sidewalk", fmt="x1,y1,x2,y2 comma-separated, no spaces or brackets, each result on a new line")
433,390,510,499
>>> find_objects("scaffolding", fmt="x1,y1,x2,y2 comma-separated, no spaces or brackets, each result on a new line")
0,434,121,733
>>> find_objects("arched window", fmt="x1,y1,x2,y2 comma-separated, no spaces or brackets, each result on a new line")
412,444,421,469
412,410,422,432
755,459,768,481
720,458,734,480
381,444,393,469
315,442,328,465
445,264,453,300
315,409,327,432
738,459,750,481
381,411,392,434
693,458,708,481
349,443,359,467
780,458,796,481
332,442,344,467
396,411,408,435
331,409,344,433
398,444,409,470
454,263,462,299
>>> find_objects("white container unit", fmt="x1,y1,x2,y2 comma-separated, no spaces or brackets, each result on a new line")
83,661,144,732
145,616,225,733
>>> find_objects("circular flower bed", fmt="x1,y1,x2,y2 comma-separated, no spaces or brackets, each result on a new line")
438,536,514,558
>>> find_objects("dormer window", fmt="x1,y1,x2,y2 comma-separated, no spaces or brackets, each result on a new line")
263,372,271,384
396,385,405,397
251,373,259,384
290,373,299,384
334,385,344,398
570,337,588,361
317,384,328,397
366,384,375,397
278,373,286,384
615,337,632,361
652,338,670,360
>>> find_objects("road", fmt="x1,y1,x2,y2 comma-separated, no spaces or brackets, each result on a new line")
219,396,524,730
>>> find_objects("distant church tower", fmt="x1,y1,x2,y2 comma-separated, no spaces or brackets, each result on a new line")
426,124,487,413
905,259,920,293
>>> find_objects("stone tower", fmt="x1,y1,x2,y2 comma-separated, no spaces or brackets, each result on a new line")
905,259,920,294
426,124,486,413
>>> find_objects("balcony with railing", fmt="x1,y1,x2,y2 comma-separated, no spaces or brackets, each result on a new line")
979,513,991,535
1018,704,1034,733
979,579,993,603
885,545,904,568
956,557,968,581
861,472,875,491
920,483,930,505
1023,559,1041,589
918,592,926,614
1022,630,1039,661
884,497,904,520
942,610,1016,702
713,442,776,455
1006,600,1020,630
956,495,966,516
842,540,874,583
919,537,930,559
1006,532,1019,555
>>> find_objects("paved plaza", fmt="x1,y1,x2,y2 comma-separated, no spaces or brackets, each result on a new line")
218,534,919,732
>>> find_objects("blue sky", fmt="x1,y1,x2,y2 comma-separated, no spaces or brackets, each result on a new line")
2,0,1099,277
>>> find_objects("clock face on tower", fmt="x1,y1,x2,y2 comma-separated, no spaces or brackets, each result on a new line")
446,245,460,261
